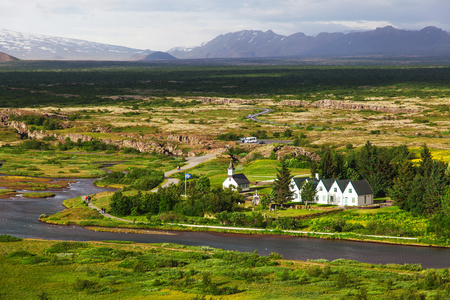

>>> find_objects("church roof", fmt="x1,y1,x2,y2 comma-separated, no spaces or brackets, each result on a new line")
228,160,235,170
232,173,250,185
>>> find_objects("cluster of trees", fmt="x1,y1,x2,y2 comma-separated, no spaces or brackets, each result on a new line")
174,176,242,217
312,142,450,239
57,138,119,152
16,137,121,153
10,114,62,130
108,175,243,218
109,184,180,216
97,167,164,191
312,142,417,197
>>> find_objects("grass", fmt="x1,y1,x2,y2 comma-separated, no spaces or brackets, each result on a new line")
0,238,448,299
21,192,55,198
184,157,309,188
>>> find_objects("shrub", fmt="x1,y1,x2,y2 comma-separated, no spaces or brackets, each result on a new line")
46,242,89,253
0,235,22,242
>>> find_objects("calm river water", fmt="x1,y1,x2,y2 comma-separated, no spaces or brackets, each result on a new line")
0,178,449,268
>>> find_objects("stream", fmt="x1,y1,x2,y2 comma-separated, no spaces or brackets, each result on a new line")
0,178,449,268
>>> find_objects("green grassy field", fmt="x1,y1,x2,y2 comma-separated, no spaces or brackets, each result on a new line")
0,237,448,299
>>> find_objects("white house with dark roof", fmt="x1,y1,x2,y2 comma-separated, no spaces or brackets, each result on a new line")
290,175,319,202
343,179,374,206
290,176,373,206
316,178,335,205
329,179,350,206
222,160,251,192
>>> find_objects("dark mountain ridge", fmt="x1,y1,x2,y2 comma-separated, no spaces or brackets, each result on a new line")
169,26,450,59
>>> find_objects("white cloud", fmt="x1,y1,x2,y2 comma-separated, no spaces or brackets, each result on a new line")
1,0,449,51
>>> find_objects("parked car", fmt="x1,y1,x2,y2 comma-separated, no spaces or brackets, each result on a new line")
258,141,265,144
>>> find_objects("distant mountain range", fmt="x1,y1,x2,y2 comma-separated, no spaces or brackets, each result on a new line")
1,26,450,61
169,26,450,59
0,29,153,60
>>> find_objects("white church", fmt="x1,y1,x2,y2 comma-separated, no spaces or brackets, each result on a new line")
222,160,251,192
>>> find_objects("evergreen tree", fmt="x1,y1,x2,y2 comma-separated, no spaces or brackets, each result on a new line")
418,144,433,177
423,161,449,215
319,149,335,178
300,180,317,206
272,162,294,207
388,159,415,209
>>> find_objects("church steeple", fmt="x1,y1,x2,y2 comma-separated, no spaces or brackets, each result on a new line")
227,160,235,177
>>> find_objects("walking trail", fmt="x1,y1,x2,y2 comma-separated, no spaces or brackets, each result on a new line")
87,150,418,241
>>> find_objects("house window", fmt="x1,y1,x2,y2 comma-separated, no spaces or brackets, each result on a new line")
319,186,323,191
315,196,319,201
352,198,355,204
334,188,337,192
330,196,334,202
349,189,352,193
364,195,366,204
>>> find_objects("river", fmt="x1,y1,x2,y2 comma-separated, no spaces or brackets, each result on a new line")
0,178,449,268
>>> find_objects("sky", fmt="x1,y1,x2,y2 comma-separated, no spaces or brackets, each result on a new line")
2,0,450,51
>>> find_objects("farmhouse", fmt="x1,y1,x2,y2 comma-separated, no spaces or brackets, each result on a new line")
222,160,251,192
290,176,373,206
290,175,319,202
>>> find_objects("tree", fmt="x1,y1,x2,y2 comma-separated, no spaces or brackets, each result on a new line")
260,194,272,210
418,144,433,177
388,159,415,209
300,180,316,206
271,162,294,207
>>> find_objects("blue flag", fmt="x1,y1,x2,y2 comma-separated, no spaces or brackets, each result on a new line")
185,173,192,179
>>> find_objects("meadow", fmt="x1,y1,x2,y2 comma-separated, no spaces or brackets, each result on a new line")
0,61,449,298
0,237,449,299
0,62,449,150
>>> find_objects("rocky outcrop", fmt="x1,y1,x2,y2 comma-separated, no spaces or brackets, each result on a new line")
193,97,422,114
241,144,320,163
274,146,320,161
7,120,205,157
193,97,257,105
310,99,422,113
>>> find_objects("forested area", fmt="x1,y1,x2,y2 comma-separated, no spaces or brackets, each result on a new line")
108,176,243,218
312,142,450,239
1,62,450,107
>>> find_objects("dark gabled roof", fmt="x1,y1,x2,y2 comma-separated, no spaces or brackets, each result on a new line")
320,178,335,191
335,179,351,192
292,177,318,188
232,173,250,185
350,179,373,195
292,177,308,188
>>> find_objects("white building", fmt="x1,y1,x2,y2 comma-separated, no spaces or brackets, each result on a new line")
343,180,374,206
222,160,251,192
328,179,350,206
290,175,319,202
290,176,373,206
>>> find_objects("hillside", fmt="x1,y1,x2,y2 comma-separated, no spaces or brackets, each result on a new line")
0,51,18,62
0,29,152,60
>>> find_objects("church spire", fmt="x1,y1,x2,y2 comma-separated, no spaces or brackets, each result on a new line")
227,160,235,177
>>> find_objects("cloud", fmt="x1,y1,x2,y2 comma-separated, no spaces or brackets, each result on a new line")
1,0,449,51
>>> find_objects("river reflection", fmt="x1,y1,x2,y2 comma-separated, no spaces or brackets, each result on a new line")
0,178,449,268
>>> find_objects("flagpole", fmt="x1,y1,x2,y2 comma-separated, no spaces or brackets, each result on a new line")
185,172,187,199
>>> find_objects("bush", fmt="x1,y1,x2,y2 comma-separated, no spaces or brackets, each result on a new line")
0,235,22,242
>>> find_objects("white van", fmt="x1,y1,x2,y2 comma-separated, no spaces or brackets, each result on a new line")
244,137,257,143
